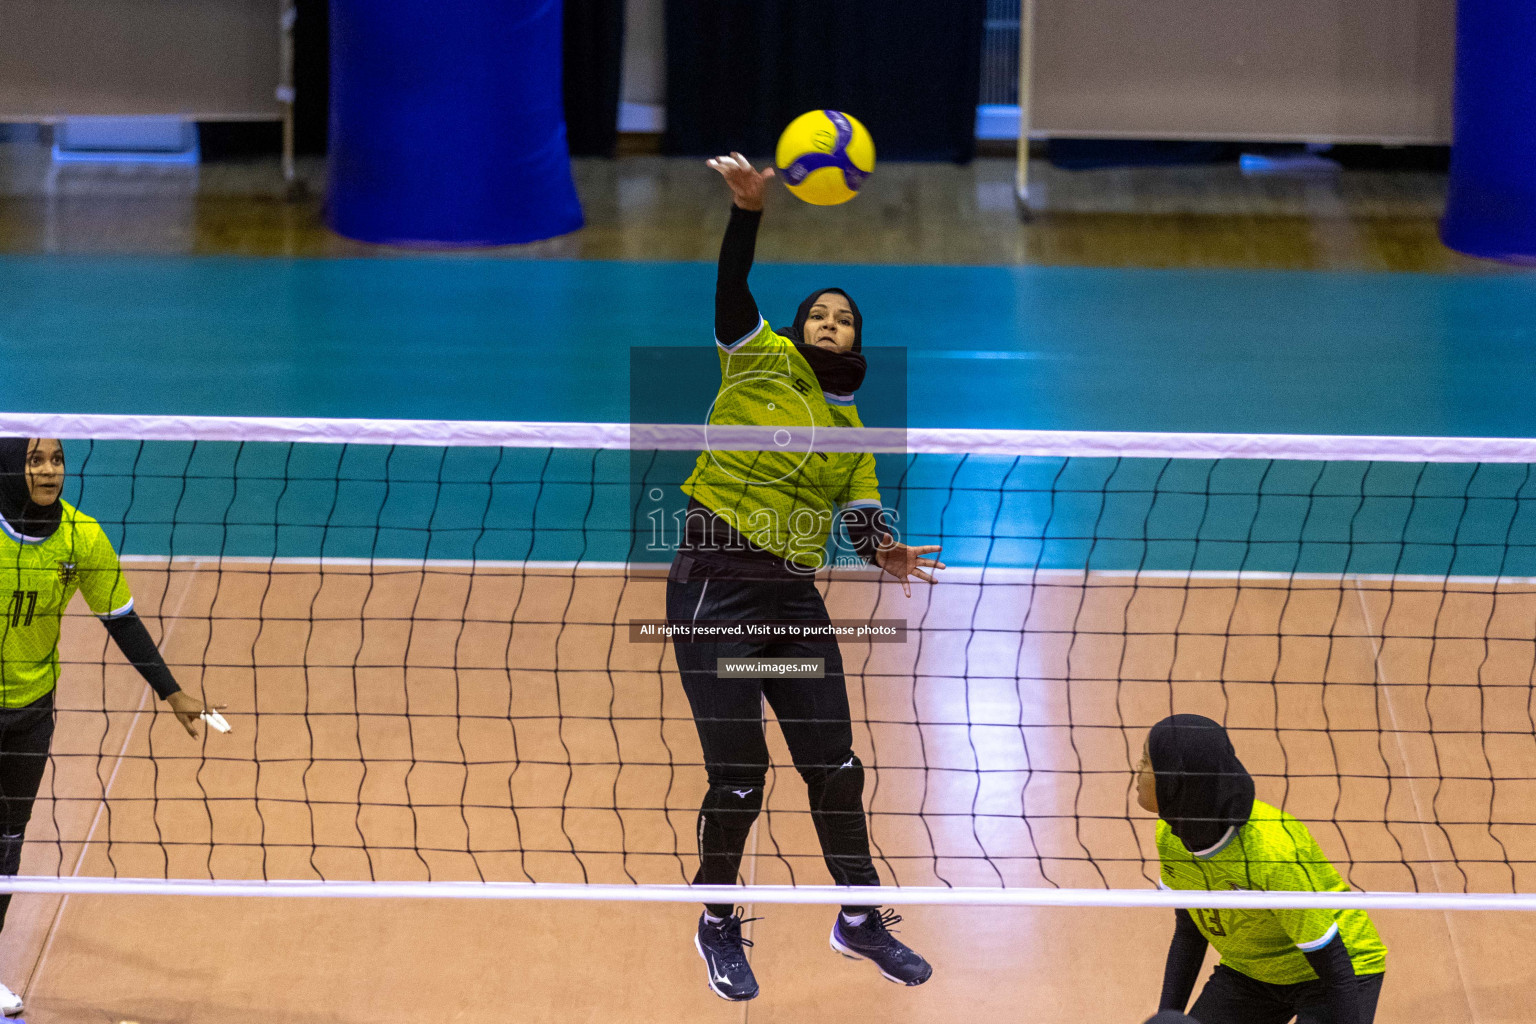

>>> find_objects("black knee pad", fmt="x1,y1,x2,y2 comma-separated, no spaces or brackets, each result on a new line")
703,765,768,790
703,781,766,821
699,781,765,855
807,752,865,813
0,829,24,877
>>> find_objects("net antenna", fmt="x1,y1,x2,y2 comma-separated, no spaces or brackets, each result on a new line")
1015,0,1039,219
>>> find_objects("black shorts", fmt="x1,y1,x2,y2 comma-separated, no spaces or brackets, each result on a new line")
665,562,854,786
0,689,55,828
1190,963,1384,1024
0,689,56,926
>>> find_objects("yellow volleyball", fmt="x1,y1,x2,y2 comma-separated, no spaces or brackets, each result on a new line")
775,110,876,206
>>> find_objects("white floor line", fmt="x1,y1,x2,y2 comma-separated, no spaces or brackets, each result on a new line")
1352,581,1479,1024
740,697,765,1024
23,562,202,999
114,555,1536,588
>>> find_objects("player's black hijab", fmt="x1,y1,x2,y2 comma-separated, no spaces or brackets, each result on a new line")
1148,713,1255,854
785,288,867,397
0,437,64,541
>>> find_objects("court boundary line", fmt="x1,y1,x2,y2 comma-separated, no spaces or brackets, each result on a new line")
1353,581,1481,1022
114,557,1536,588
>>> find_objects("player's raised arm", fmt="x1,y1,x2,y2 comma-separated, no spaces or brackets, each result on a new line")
707,152,774,349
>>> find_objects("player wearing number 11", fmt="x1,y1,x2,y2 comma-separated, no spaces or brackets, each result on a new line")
1138,714,1388,1024
0,438,216,1017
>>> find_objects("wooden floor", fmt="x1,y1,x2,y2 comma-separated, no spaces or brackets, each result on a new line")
0,562,1533,1020
0,138,1493,271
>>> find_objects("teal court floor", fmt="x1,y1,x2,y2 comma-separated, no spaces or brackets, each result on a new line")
2,257,1535,433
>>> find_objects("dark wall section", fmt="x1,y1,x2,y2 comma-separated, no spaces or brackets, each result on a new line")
663,0,986,162
564,0,626,156
294,0,330,154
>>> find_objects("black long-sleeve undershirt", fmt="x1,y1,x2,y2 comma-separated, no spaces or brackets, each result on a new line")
715,204,763,346
1159,909,1207,1012
103,610,181,700
1300,932,1364,1024
839,505,889,565
686,203,789,576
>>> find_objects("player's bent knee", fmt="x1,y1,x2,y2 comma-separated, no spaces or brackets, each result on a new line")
805,751,866,816
703,766,768,791
802,749,863,786
703,781,765,818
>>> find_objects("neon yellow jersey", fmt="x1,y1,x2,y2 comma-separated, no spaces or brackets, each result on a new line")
682,318,881,569
1157,800,1387,985
0,501,134,707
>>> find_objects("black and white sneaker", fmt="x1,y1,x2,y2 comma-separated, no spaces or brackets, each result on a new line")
830,908,933,986
694,909,760,1001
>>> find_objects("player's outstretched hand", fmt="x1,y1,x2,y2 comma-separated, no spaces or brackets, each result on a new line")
874,537,945,598
166,690,224,738
707,152,775,212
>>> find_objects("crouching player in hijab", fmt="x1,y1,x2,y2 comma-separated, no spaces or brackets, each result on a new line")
1137,714,1387,1024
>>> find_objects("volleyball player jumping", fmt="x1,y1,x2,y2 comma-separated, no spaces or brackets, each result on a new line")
0,437,216,1015
1138,714,1388,1024
667,154,944,1001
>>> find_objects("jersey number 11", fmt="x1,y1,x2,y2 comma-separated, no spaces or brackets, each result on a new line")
7,590,38,627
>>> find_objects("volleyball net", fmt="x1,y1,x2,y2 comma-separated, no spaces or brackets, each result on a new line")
5,411,1536,909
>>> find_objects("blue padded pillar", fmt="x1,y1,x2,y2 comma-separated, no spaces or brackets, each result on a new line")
1440,0,1536,262
328,0,583,246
